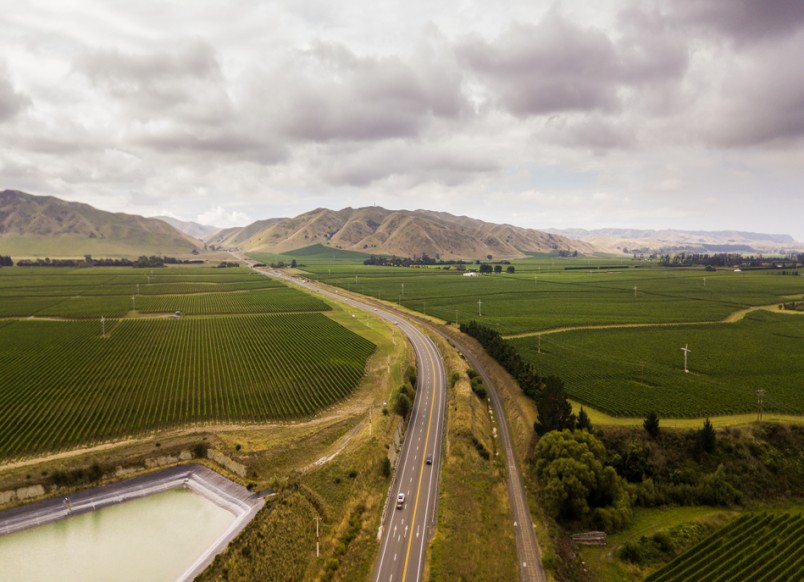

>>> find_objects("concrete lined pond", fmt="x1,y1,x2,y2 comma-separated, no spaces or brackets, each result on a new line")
0,465,264,581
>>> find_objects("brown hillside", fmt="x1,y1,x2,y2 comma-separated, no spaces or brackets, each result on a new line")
216,206,592,259
0,190,203,257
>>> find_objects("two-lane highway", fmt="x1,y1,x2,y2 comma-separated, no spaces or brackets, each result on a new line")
246,264,447,582
372,317,446,582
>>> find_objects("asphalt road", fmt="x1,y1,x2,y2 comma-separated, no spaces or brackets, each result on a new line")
448,338,545,582
240,259,542,581
246,265,447,582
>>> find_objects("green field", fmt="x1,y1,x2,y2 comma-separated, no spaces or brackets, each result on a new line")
646,512,804,581
0,266,375,458
289,261,804,334
253,247,804,418
0,267,326,318
510,310,804,417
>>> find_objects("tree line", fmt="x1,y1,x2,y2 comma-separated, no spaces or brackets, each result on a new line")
12,255,203,268
460,320,574,434
658,252,803,268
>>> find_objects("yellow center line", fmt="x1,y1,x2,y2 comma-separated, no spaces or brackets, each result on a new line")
401,335,438,581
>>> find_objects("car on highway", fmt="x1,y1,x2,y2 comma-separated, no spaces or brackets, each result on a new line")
426,454,433,465
396,492,405,509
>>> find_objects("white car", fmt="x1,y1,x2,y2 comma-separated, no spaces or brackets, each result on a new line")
396,492,406,509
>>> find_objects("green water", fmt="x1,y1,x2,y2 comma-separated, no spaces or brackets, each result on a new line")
0,488,236,581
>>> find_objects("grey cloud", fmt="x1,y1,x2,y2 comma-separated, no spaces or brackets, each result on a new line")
458,12,622,116
544,116,636,151
319,141,498,187
616,6,690,87
703,41,804,147
667,0,804,44
130,124,287,164
256,39,468,143
0,66,30,122
74,41,232,123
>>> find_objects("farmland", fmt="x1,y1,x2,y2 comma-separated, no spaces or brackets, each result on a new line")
646,512,804,581
255,248,804,418
510,310,804,417
0,266,375,459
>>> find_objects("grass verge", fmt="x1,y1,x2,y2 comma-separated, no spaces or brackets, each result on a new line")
427,333,517,581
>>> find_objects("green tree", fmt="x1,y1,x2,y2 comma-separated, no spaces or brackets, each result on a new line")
643,411,660,439
534,430,631,528
494,264,502,274
394,392,411,417
698,464,740,506
577,407,592,431
698,417,716,454
506,265,515,273
534,377,576,435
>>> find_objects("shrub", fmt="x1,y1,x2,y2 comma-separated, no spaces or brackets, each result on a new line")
470,376,487,399
380,456,391,478
193,441,209,459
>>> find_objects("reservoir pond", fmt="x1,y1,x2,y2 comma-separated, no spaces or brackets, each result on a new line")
0,488,236,581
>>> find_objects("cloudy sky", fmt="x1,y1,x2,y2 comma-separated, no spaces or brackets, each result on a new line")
2,1,804,239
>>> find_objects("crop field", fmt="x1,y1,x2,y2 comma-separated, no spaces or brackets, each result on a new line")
0,314,375,458
646,512,804,581
0,266,376,458
290,263,804,335
252,248,804,418
0,267,325,318
510,310,804,417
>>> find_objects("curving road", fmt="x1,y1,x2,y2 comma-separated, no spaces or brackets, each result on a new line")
237,256,541,581
445,336,545,582
242,263,447,582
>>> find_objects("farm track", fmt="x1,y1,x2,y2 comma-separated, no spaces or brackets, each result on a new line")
0,309,330,322
503,302,804,340
0,409,369,472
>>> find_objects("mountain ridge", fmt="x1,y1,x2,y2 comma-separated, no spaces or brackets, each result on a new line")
0,190,203,257
211,206,594,259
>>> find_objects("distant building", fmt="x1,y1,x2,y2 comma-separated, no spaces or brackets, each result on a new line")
463,271,479,277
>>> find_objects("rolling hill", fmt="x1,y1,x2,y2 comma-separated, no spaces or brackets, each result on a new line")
547,227,803,254
0,190,204,257
210,206,592,259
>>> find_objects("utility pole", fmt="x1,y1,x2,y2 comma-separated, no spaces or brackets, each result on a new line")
634,285,638,297
757,389,765,422
703,277,707,287
315,517,320,557
534,276,537,286
537,334,541,354
401,283,404,298
681,344,691,373
137,283,140,295
477,299,482,317
101,316,105,337
132,296,136,311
